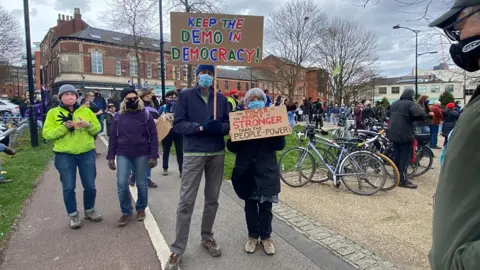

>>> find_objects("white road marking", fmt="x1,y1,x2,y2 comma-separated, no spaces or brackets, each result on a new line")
99,134,176,269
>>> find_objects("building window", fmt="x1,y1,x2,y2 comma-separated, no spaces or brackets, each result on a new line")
237,81,241,91
245,82,249,90
224,80,229,89
465,88,475,95
158,62,166,79
116,58,121,76
418,85,426,93
430,85,440,93
183,65,188,81
445,84,454,93
146,63,152,78
130,57,138,77
378,87,387,95
175,66,180,80
391,86,400,94
91,51,103,74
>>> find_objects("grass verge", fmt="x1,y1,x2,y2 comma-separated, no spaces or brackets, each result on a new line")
0,134,53,247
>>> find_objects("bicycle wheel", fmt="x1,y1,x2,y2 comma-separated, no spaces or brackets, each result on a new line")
339,151,387,196
410,146,434,178
310,146,336,183
383,144,418,178
279,147,316,187
376,153,400,191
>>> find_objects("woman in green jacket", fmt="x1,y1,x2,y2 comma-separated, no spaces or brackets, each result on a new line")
43,84,102,229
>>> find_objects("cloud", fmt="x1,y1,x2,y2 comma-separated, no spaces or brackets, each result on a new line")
10,8,38,19
54,0,91,13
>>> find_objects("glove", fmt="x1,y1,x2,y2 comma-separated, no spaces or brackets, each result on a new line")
108,160,116,170
148,158,158,168
203,119,223,134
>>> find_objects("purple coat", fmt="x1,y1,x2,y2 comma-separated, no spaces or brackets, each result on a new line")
24,104,43,121
106,109,159,160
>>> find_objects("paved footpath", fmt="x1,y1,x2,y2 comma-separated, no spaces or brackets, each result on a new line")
0,139,354,270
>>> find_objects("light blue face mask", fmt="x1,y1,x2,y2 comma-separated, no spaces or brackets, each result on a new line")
248,100,265,109
198,74,213,88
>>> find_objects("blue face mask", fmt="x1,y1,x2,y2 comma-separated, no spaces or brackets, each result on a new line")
248,100,265,109
198,74,213,88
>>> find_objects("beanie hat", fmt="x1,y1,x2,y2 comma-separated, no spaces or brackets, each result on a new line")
446,102,455,109
196,65,215,77
58,84,78,98
120,87,137,100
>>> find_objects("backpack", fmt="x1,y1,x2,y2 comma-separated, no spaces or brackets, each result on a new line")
114,110,151,142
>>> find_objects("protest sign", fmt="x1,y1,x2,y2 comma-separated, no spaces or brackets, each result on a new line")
156,113,172,142
170,12,264,66
229,106,292,142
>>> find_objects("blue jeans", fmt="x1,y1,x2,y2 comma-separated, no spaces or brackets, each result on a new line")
117,156,149,215
430,125,439,147
98,114,105,133
54,150,97,216
130,166,151,182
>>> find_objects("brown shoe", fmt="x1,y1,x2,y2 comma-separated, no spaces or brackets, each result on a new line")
3,147,15,155
261,238,275,256
201,238,221,257
148,179,158,188
117,215,130,227
164,253,182,270
136,210,146,221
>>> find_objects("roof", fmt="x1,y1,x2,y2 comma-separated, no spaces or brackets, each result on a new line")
67,26,172,52
374,75,450,85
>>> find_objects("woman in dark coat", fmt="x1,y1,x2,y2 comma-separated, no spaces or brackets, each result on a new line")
227,88,286,256
442,102,460,146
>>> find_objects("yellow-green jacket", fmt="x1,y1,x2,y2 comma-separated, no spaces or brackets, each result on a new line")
43,105,101,154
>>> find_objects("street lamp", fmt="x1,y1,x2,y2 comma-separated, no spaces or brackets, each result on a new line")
393,24,420,97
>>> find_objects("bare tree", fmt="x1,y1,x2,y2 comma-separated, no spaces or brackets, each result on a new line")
104,0,158,87
165,0,224,87
315,17,378,105
0,4,23,73
258,0,326,100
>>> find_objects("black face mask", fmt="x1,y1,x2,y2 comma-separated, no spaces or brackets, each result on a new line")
450,35,480,72
126,99,138,109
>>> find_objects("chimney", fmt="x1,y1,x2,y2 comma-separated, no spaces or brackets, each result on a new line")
57,13,63,25
73,8,83,32
62,14,65,20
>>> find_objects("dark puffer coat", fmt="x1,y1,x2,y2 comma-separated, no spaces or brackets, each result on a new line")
442,109,460,136
226,136,286,200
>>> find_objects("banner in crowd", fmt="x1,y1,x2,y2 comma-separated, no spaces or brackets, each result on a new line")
169,12,264,66
229,106,292,142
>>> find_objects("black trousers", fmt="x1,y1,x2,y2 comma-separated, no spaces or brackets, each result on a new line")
244,199,273,240
315,115,323,129
391,141,412,184
162,131,184,172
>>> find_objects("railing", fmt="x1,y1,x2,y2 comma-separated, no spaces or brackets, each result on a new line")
0,119,29,147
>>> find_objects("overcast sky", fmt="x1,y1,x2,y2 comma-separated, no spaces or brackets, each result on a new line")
2,0,453,77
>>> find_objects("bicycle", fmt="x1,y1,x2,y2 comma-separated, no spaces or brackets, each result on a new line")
279,125,388,196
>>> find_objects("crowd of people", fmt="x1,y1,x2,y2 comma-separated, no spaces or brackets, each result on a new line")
42,64,286,270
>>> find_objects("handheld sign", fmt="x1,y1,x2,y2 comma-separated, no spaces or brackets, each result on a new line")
229,106,292,142
169,12,264,66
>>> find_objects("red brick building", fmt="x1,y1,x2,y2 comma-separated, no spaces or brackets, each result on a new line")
40,8,327,101
0,65,28,98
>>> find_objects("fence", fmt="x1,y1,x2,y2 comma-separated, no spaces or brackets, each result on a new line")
0,119,29,148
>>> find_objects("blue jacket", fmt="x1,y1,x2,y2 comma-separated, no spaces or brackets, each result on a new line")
173,85,230,153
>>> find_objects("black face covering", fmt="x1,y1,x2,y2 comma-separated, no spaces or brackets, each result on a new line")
126,99,138,110
450,35,480,72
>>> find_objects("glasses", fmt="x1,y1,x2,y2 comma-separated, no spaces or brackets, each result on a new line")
444,9,480,41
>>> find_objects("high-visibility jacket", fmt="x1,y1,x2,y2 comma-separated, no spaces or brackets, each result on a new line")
227,97,237,112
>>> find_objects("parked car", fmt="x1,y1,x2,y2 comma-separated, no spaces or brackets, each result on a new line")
0,100,20,115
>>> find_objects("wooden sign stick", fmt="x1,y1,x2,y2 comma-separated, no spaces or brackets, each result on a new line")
213,65,217,120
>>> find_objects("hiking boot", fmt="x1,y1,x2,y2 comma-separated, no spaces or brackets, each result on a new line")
69,214,82,229
136,210,146,221
162,169,168,176
148,179,158,188
117,215,131,227
84,209,103,222
164,253,182,270
3,146,15,155
399,181,418,189
0,178,12,184
261,238,275,256
201,238,222,257
245,237,258,254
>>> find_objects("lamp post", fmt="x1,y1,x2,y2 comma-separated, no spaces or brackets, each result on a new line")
40,65,47,123
393,24,420,98
23,0,39,147
159,0,166,104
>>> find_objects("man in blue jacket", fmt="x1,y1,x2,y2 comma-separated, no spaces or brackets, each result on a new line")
165,65,230,270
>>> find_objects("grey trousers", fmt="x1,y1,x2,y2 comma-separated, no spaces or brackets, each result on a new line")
170,155,225,255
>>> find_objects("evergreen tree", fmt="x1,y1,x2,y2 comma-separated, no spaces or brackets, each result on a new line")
439,91,455,106
381,97,390,108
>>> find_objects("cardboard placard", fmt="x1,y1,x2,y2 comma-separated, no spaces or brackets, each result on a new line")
156,113,172,142
229,106,292,142
169,12,264,66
